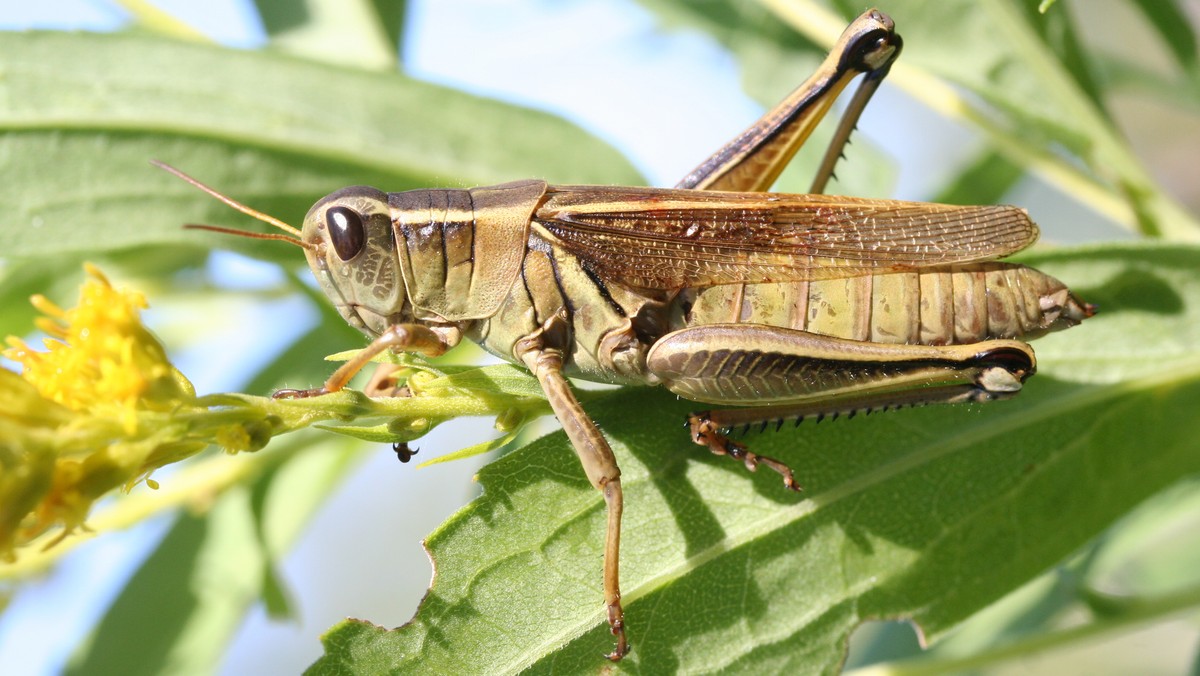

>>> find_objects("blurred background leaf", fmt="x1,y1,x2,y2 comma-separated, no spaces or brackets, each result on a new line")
1,0,1198,674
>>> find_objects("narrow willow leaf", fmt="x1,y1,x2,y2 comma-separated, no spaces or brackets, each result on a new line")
66,509,234,676
631,0,895,199
0,32,642,260
309,244,1200,673
315,422,417,443
416,364,546,401
250,0,397,69
879,0,1198,239
1097,54,1200,112
910,480,1200,669
754,0,1200,240
413,422,526,468
1021,244,1200,383
1128,0,1198,74
933,149,1024,206
67,436,360,675
368,0,407,55
1084,479,1200,598
1020,0,1108,113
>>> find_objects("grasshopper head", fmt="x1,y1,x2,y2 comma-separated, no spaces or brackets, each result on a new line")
153,162,411,338
302,186,409,336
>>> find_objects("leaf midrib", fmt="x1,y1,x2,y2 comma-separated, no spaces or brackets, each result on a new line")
0,121,453,184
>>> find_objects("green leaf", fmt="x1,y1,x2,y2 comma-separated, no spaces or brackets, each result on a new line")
67,436,361,675
368,0,408,56
1095,53,1200,112
310,244,1200,673
1022,0,1109,113
4,5,1195,674
412,422,526,468
316,420,427,443
1128,0,1198,74
1020,243,1200,383
1085,479,1200,599
250,0,398,69
416,364,546,402
877,0,1198,240
933,149,1025,206
67,506,234,676
755,0,1200,241
879,479,1200,672
0,31,642,261
632,0,896,199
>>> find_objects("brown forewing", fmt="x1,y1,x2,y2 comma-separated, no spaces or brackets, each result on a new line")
532,185,1039,290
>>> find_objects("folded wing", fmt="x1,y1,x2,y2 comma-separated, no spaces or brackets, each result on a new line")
533,185,1039,289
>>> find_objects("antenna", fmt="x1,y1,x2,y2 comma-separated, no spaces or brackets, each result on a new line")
152,160,313,251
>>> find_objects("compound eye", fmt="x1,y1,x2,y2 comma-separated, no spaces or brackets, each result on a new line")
326,206,366,261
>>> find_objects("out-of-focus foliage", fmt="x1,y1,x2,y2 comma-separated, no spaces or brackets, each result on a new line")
1,1,1198,674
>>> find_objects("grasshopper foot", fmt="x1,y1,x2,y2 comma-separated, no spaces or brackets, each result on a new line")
364,362,408,397
272,386,329,399
605,600,629,661
689,413,802,492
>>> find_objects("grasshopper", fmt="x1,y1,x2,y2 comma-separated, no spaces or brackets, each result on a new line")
160,8,1092,661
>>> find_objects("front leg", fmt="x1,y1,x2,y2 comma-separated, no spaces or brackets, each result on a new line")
275,323,458,399
514,316,628,662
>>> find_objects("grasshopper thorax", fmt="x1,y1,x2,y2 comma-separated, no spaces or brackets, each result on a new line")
303,186,410,336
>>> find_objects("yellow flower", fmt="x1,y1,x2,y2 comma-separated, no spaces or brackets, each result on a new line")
4,264,193,433
0,266,227,557
0,264,538,565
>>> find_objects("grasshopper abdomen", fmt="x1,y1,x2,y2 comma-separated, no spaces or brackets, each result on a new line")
675,262,1091,348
